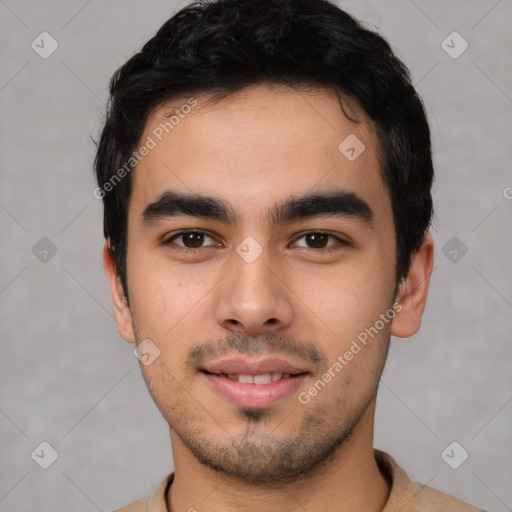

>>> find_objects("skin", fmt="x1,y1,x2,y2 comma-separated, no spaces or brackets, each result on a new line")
104,83,434,512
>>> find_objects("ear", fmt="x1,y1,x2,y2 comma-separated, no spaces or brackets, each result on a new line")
103,242,136,343
391,233,434,338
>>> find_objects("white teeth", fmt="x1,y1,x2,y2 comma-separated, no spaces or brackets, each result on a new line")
224,372,287,384
253,373,272,384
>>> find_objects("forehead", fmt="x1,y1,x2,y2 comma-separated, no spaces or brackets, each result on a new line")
130,84,389,225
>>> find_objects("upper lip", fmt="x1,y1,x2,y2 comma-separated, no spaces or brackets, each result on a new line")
201,357,310,375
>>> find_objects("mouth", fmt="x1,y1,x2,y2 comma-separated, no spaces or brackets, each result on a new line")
199,357,310,408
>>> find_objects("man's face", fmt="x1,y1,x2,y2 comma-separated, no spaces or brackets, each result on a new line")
119,84,400,482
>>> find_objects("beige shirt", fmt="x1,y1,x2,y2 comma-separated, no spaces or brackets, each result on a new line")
113,450,486,512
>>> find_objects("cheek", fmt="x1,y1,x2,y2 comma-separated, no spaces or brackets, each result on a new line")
133,282,183,342
127,253,218,349
302,264,392,341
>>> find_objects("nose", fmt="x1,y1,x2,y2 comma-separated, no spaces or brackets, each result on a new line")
213,246,294,338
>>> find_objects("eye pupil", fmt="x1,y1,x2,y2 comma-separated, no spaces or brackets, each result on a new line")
183,232,204,248
306,233,328,248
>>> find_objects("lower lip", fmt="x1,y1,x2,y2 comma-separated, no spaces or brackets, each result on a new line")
202,372,308,408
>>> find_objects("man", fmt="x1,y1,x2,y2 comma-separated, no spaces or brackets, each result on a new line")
94,0,485,510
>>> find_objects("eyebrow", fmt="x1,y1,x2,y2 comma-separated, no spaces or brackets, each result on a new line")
270,189,374,226
141,188,374,228
142,192,237,226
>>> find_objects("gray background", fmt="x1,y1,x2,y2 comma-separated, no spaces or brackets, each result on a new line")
1,0,511,511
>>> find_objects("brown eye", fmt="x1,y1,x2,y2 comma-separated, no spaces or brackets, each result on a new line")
166,231,217,249
293,232,344,250
304,233,329,248
180,232,206,248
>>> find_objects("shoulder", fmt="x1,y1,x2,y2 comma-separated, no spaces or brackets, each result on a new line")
112,499,147,512
374,450,486,512
111,472,174,512
408,481,487,512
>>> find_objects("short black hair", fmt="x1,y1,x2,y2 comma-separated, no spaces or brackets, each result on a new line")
94,0,434,302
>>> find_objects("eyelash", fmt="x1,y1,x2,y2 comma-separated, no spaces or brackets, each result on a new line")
162,230,349,255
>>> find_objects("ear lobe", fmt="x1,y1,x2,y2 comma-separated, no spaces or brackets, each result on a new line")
102,242,136,343
391,233,434,338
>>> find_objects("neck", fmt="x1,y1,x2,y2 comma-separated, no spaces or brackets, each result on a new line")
166,400,390,512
